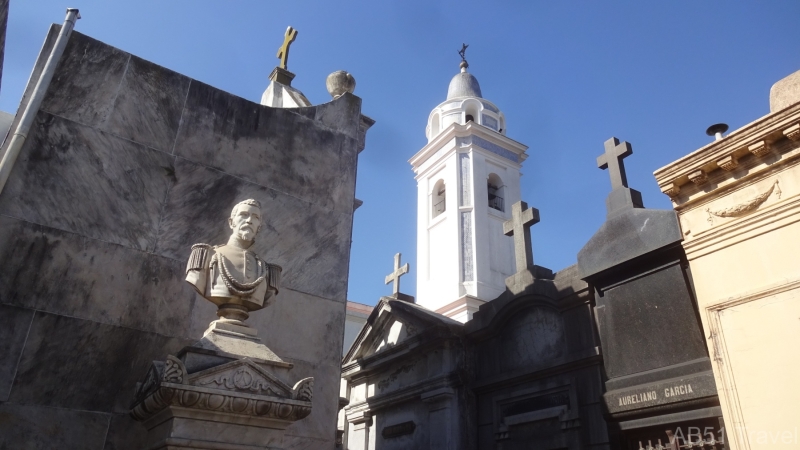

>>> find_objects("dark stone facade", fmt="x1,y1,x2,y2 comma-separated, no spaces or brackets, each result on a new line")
342,266,611,450
342,158,724,450
0,26,368,449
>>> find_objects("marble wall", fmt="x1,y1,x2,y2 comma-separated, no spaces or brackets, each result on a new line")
0,27,365,450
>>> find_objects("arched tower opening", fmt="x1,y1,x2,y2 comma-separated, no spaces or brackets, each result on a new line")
432,179,446,218
488,173,505,212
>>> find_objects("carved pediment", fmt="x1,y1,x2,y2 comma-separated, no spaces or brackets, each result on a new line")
344,298,462,365
189,358,293,398
366,318,414,356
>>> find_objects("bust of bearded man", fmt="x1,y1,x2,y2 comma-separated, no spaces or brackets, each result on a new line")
185,199,281,325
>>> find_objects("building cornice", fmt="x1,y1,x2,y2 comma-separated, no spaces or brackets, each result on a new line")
653,102,800,200
409,122,528,174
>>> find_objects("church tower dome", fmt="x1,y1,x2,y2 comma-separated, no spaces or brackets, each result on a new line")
426,59,506,142
447,62,482,99
410,48,528,323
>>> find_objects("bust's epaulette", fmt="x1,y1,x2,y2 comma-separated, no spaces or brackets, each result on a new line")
187,243,212,273
267,263,282,293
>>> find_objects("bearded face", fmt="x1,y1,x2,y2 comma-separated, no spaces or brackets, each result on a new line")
229,203,262,242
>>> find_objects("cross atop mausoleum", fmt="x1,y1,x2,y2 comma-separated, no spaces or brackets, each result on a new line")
276,26,298,70
597,137,633,190
503,201,540,273
385,253,410,297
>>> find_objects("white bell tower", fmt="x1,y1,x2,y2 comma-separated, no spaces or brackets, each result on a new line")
409,57,528,323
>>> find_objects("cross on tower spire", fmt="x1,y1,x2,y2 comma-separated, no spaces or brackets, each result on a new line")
385,253,410,298
597,137,633,190
503,201,540,273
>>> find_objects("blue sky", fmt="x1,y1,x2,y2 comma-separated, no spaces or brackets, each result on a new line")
3,1,799,306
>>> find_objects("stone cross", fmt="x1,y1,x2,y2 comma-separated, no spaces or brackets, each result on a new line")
503,201,540,273
276,26,298,70
384,253,410,297
597,137,633,190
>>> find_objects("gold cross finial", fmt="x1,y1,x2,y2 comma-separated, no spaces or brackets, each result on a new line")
276,26,298,70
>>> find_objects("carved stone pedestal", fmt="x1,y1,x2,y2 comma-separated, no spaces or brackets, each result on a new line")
131,322,313,450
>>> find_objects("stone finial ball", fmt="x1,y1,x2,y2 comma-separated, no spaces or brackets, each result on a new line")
326,71,356,99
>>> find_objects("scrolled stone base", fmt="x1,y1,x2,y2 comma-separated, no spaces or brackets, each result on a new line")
131,333,313,450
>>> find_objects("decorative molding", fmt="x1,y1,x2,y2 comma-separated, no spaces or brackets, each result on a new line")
456,135,520,164
705,179,780,224
292,377,314,402
653,103,800,195
130,356,312,423
130,383,312,423
716,155,738,172
197,367,282,396
747,140,771,158
688,170,708,185
784,124,800,141
662,183,680,198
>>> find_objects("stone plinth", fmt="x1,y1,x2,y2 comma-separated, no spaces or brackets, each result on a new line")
131,324,313,450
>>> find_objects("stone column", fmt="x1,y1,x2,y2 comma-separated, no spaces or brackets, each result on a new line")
347,411,372,450
422,387,458,450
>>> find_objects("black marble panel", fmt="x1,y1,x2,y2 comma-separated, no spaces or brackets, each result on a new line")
0,215,197,338
604,369,718,414
40,30,130,128
0,304,34,401
103,55,191,153
156,157,352,300
172,80,359,214
594,262,707,380
0,113,175,252
9,312,192,413
0,403,110,450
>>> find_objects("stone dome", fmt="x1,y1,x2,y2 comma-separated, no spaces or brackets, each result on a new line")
447,70,482,99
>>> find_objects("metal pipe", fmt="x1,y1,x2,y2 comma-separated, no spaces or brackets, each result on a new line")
0,8,80,196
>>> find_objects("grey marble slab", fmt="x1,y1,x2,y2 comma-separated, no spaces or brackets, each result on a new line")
0,215,197,338
0,304,34,401
172,80,359,214
186,289,344,445
9,312,192,413
306,93,363,140
188,287,346,369
156,157,352,300
40,30,130,128
0,403,110,450
102,413,148,450
278,359,341,446
0,113,175,252
103,55,191,153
